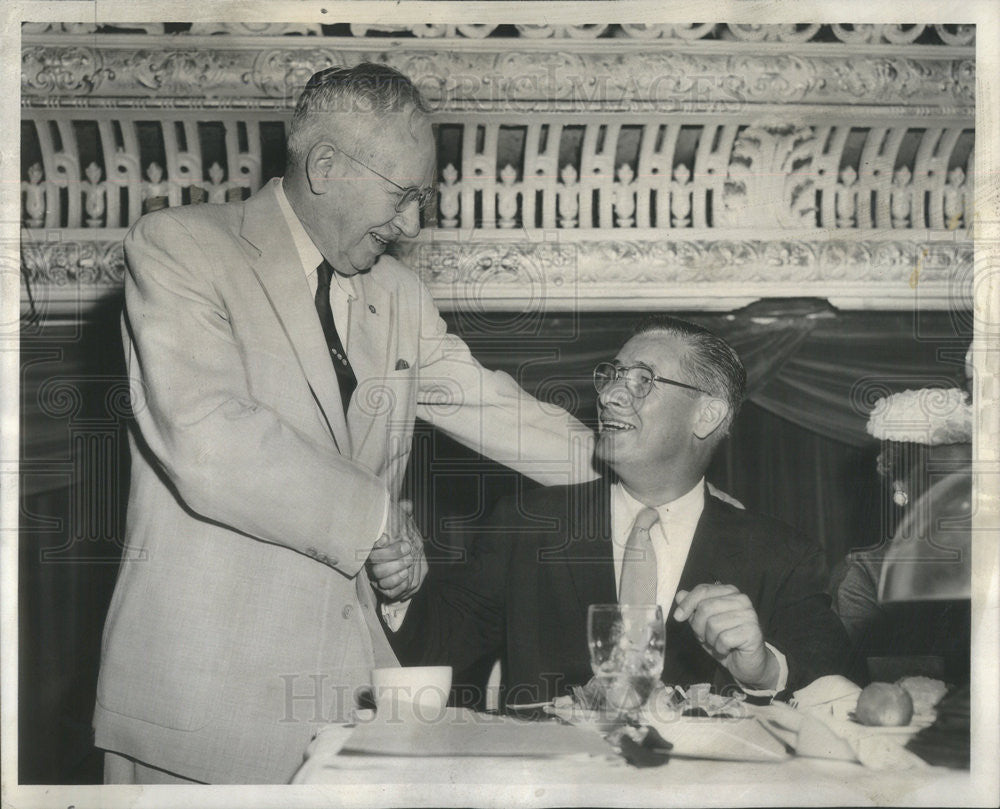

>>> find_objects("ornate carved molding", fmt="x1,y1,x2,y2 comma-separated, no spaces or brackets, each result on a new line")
21,36,975,112
18,27,977,318
718,125,817,229
21,22,977,46
20,112,974,234
21,230,972,317
401,232,971,285
21,235,126,287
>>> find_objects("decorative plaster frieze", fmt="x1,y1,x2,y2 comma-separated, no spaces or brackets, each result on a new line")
21,230,972,315
21,236,126,288
21,38,975,111
21,22,977,46
398,234,971,287
188,23,323,37
20,114,973,233
718,125,817,229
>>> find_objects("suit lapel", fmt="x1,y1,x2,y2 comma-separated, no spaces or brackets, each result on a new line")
676,488,746,595
556,480,618,612
661,488,746,686
550,482,748,689
239,180,351,455
345,267,395,468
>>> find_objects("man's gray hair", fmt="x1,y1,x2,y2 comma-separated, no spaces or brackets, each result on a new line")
286,62,430,170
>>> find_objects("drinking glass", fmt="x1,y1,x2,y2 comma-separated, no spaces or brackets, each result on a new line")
587,604,665,717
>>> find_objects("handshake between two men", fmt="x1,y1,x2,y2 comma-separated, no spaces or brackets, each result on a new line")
367,499,428,602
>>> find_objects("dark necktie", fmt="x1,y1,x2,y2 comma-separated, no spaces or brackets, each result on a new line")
619,506,660,606
315,259,357,413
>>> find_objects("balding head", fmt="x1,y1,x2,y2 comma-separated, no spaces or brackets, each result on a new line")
281,63,437,276
286,63,431,173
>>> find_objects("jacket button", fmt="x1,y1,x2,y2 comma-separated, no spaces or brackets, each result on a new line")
342,605,353,619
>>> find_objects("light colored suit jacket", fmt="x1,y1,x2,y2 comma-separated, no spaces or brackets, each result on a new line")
93,179,594,783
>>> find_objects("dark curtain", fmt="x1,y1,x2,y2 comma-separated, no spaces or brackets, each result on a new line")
20,299,129,784
709,402,884,569
749,310,969,446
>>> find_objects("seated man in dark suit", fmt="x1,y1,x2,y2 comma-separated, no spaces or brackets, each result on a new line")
387,315,854,708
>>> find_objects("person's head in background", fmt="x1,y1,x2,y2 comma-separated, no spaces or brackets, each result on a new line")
283,62,436,275
867,387,973,512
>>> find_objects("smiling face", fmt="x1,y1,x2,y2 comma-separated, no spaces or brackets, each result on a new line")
594,332,711,501
297,108,436,275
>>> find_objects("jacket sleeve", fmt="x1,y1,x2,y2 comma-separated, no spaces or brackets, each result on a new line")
763,530,861,694
409,279,597,487
121,211,386,575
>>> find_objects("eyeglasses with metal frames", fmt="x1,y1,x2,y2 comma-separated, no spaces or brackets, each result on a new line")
340,150,435,213
592,361,709,399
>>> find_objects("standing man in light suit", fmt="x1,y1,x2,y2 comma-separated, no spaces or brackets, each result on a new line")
94,63,595,784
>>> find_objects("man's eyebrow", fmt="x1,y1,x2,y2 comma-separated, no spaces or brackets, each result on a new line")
609,360,657,375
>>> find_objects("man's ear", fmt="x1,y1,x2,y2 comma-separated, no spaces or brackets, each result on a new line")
305,142,338,195
693,396,729,440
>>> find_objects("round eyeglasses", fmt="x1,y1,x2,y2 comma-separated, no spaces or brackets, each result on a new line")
340,150,435,213
592,361,709,399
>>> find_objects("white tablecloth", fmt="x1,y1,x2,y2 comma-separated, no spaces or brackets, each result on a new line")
292,710,973,807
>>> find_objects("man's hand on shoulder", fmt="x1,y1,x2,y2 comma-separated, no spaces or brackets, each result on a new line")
366,499,428,602
673,583,780,691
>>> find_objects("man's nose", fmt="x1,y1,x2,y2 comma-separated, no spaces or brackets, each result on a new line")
393,201,422,238
598,377,632,408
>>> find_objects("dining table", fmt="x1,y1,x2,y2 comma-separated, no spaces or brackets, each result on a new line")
290,701,981,807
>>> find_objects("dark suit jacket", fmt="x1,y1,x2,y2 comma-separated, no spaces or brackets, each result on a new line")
391,479,855,710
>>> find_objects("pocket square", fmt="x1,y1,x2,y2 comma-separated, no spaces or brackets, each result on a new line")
395,359,410,371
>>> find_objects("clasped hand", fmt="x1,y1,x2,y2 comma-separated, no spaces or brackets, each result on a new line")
366,499,427,602
673,583,779,691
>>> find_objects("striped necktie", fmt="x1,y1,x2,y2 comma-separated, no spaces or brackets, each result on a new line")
315,259,357,413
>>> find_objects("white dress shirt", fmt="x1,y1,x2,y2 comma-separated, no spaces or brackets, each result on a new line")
274,179,357,347
274,180,389,542
611,479,703,618
612,480,788,696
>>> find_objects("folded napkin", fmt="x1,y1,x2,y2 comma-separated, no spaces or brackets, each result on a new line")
758,676,931,771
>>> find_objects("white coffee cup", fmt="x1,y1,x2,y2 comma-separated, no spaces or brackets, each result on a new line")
370,666,452,719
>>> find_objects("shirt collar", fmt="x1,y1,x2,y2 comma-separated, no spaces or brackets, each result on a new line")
276,179,357,300
614,478,706,528
275,179,324,273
